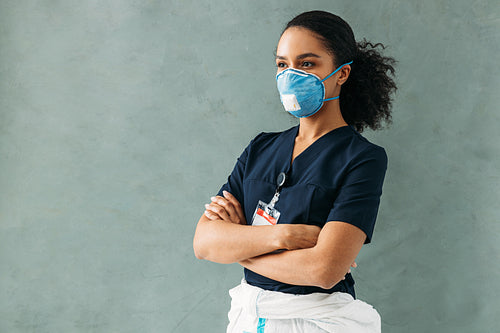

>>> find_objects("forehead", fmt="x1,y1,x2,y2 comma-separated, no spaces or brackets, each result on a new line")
276,27,329,56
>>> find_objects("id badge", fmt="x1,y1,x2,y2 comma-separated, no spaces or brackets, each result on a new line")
251,200,281,226
250,172,286,226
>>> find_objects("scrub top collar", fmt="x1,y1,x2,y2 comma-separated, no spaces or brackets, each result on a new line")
284,124,353,179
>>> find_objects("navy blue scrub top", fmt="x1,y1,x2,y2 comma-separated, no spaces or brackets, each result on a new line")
216,125,388,298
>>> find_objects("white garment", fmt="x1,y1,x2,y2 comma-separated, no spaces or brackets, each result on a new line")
227,279,381,333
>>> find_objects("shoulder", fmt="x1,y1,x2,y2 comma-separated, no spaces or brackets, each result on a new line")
345,126,387,163
342,127,388,173
235,126,296,163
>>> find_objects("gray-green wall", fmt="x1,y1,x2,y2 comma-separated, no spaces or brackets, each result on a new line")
1,1,498,332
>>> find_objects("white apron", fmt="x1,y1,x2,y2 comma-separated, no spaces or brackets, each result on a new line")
227,279,381,333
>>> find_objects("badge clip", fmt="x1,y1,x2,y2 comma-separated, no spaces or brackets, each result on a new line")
251,172,287,226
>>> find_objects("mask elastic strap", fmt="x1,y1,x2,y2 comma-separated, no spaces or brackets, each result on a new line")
323,96,340,101
320,61,353,83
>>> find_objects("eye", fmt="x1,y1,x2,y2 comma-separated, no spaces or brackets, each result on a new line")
302,61,314,67
276,62,287,68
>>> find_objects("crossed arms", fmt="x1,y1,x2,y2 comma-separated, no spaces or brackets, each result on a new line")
193,191,365,290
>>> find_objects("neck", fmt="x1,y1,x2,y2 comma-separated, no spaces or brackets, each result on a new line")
297,100,348,141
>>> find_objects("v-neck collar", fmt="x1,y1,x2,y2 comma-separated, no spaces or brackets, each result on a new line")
284,124,352,175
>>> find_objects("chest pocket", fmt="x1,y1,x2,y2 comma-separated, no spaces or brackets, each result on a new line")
243,179,335,227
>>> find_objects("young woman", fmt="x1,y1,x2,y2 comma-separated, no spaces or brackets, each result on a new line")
193,10,396,333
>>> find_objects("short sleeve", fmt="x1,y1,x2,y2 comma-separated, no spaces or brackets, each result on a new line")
216,134,262,212
326,146,388,244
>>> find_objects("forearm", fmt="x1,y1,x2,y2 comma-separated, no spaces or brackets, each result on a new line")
239,220,366,289
193,217,283,264
239,247,348,289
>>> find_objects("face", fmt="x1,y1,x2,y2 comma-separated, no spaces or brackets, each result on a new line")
275,27,350,98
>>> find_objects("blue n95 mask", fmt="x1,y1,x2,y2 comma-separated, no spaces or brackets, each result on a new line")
276,61,353,118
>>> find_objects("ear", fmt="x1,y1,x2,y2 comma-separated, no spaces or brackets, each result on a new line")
337,65,351,86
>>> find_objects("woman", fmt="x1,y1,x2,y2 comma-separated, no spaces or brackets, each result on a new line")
193,10,396,333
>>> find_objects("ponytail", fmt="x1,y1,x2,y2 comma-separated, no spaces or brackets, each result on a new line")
340,40,397,132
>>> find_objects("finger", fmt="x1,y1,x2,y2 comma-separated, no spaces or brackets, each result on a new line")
205,203,230,222
204,209,220,220
222,191,242,209
204,204,222,218
206,202,227,217
204,205,221,220
211,196,237,220
351,261,357,268
223,191,246,223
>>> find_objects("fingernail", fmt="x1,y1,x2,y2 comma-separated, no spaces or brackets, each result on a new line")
223,190,229,197
210,196,216,201
205,204,210,209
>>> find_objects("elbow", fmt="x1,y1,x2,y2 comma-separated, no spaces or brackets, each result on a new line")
193,219,213,260
193,236,234,264
316,274,343,290
194,243,213,261
192,219,240,264
317,277,341,290
193,234,208,260
193,243,211,261
193,246,205,260
193,248,234,264
311,262,347,290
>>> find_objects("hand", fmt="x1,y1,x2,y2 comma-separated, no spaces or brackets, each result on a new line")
342,261,357,280
278,224,321,250
204,191,247,225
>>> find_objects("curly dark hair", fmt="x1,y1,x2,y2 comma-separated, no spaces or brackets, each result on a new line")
283,11,397,132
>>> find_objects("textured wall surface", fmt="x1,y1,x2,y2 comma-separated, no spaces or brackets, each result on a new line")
0,1,498,332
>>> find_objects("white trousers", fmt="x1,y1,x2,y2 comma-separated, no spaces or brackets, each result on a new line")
227,280,381,333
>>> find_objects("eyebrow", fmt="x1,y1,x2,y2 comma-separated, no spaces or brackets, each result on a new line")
275,52,322,60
